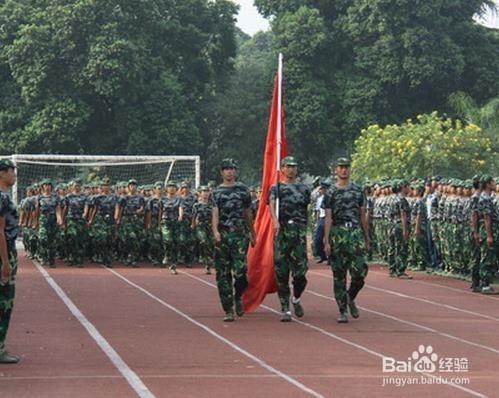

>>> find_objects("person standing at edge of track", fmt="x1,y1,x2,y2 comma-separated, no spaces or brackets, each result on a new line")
323,157,370,324
211,158,256,322
268,156,311,322
0,159,20,363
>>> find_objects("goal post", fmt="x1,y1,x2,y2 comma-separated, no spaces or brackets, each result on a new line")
10,154,201,205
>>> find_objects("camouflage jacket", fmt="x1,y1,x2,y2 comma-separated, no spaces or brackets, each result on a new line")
0,191,19,241
268,182,311,225
146,196,161,218
180,195,197,220
92,194,118,217
193,201,212,224
38,194,60,216
321,183,366,227
160,196,180,221
65,193,88,219
119,195,145,217
211,183,252,230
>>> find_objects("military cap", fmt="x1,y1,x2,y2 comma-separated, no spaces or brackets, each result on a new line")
481,175,493,184
154,181,164,188
165,180,178,188
220,158,238,170
199,185,210,191
334,157,351,167
207,180,217,188
0,159,15,171
180,181,191,189
128,179,138,186
40,178,53,186
100,177,111,186
71,178,83,186
281,156,298,166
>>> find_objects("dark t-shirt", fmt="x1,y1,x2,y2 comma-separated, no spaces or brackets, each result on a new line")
211,183,251,229
268,182,311,225
322,183,366,227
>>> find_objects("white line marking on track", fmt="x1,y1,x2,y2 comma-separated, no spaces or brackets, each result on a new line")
306,290,499,355
181,271,488,398
309,270,499,322
33,261,155,398
367,269,499,301
105,267,325,398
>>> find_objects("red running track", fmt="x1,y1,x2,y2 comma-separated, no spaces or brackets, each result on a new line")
1,254,498,397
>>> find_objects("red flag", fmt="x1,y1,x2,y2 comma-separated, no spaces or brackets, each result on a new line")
244,67,287,313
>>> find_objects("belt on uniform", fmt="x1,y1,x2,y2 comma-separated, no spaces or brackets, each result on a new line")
280,219,306,226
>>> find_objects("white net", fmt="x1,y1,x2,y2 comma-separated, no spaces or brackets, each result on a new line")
11,155,200,204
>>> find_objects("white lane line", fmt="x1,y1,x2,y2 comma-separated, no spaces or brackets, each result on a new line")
105,267,325,398
367,269,499,302
33,261,155,398
309,270,499,322
180,271,488,398
306,290,499,355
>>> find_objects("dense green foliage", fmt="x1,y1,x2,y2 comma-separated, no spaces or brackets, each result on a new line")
352,112,494,180
0,0,498,181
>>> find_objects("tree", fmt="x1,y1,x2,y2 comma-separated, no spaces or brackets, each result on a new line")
0,0,238,160
255,0,499,175
351,112,494,180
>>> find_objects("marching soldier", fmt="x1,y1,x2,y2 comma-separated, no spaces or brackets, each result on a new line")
192,186,214,274
268,156,310,322
159,181,181,273
323,158,370,323
211,159,256,322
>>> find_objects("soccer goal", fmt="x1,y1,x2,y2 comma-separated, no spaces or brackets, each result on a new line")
10,154,200,205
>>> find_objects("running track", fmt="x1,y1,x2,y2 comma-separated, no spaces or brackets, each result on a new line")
1,253,498,397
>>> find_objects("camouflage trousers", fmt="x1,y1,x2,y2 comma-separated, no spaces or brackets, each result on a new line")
90,215,116,265
38,214,58,265
161,220,178,267
214,229,249,313
177,220,195,264
195,223,214,270
470,235,481,288
329,227,368,313
374,219,390,262
411,225,430,271
274,223,308,312
479,225,499,288
0,243,17,353
23,227,37,258
66,217,87,265
388,224,409,275
147,220,163,265
118,216,143,264
56,226,68,261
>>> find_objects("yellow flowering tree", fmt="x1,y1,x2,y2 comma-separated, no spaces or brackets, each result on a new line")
351,112,493,180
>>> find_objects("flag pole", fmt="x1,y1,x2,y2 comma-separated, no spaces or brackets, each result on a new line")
275,53,283,220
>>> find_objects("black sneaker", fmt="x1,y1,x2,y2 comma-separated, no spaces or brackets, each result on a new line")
0,351,19,364
223,312,235,322
337,312,348,323
347,296,360,319
235,298,245,317
293,301,304,318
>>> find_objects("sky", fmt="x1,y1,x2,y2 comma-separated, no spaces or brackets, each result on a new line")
232,0,499,36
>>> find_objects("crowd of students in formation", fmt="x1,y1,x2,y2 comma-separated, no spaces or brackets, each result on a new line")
18,178,235,274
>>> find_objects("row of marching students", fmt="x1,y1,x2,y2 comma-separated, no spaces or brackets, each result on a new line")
19,177,215,274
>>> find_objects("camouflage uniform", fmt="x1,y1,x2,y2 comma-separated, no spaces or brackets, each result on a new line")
212,183,252,314
64,193,88,266
412,197,430,270
146,196,163,265
37,194,60,266
469,191,482,288
192,201,214,272
322,183,368,314
478,191,499,288
90,193,117,266
160,196,180,269
387,193,409,276
269,182,311,312
118,195,145,265
178,194,197,265
0,192,19,354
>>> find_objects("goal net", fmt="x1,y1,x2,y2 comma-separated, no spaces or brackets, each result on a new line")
10,155,200,205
